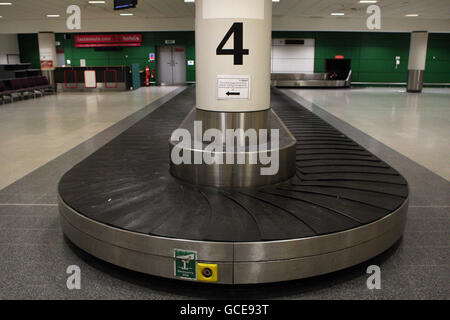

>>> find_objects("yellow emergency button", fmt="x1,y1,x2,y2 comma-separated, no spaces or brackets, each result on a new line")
197,263,218,282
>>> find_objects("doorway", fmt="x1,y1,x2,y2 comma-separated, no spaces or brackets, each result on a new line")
56,52,66,67
156,46,186,85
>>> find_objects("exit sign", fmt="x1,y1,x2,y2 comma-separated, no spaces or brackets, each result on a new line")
335,55,345,59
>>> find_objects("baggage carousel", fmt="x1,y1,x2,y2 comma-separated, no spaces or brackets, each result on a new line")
271,72,352,88
58,87,408,284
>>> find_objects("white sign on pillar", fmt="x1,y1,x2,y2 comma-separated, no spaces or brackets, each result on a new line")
195,0,272,112
217,75,250,100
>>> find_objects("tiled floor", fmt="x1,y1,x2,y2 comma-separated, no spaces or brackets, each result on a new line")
285,87,450,181
0,86,181,190
0,86,448,299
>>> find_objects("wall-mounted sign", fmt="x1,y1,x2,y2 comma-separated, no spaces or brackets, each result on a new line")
149,53,155,62
76,43,141,48
75,34,142,48
187,60,195,66
39,48,53,61
80,59,86,67
165,40,176,45
335,55,345,59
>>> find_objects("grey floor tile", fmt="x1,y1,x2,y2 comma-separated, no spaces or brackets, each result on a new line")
0,228,61,245
402,265,449,290
392,246,449,266
402,231,449,247
405,218,450,233
0,192,46,205
407,206,450,219
0,205,58,216
414,287,450,300
0,214,58,229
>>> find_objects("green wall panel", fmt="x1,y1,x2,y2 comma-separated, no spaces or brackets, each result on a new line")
425,33,450,83
271,31,449,83
55,31,195,82
18,34,40,69
18,31,449,84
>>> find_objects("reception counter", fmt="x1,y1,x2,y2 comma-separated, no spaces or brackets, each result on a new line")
55,66,132,92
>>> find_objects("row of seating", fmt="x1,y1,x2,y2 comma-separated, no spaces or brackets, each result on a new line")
0,76,55,104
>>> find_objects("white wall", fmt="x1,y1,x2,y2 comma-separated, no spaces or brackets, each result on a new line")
271,39,315,74
0,34,19,64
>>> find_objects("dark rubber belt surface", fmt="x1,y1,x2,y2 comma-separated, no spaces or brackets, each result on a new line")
59,87,408,242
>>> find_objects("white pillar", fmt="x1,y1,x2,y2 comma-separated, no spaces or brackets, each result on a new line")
38,32,57,71
195,0,272,112
407,31,428,93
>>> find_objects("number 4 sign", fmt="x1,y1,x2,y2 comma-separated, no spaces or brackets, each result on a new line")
216,22,249,65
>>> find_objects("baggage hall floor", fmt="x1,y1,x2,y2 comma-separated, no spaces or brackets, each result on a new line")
0,86,181,190
0,86,448,299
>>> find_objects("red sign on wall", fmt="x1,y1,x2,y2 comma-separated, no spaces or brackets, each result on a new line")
75,34,142,47
335,55,345,59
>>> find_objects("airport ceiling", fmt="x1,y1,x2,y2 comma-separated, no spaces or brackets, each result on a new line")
0,0,449,32
0,0,449,19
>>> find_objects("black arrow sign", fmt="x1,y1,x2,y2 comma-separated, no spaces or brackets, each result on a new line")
226,91,240,96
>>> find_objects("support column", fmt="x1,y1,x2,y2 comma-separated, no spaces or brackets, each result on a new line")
407,31,428,93
38,32,57,86
169,0,296,187
195,0,272,132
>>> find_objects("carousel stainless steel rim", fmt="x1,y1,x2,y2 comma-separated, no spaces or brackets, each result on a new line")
271,71,352,88
196,108,270,132
59,196,408,284
169,108,297,187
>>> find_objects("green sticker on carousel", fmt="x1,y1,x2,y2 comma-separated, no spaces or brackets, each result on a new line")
174,249,197,280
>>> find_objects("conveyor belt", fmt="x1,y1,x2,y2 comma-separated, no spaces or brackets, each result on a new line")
59,87,407,241
58,86,408,284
